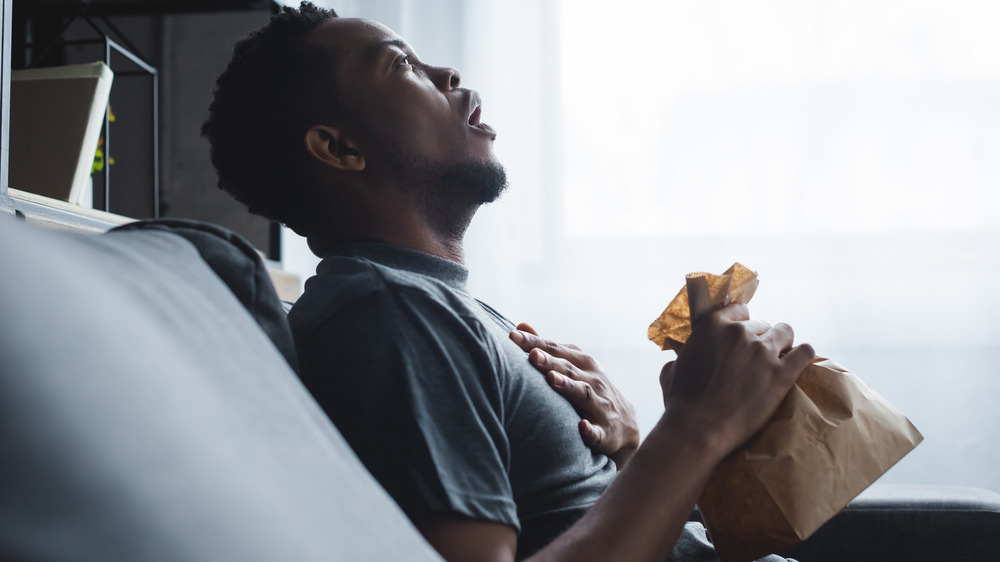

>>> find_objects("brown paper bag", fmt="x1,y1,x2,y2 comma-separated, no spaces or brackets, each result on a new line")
648,264,923,562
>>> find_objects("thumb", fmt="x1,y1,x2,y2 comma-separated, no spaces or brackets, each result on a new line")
579,419,604,448
659,361,677,395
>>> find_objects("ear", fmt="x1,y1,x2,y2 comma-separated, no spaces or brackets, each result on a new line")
304,125,366,172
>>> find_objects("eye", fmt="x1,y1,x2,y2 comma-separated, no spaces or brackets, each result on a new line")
396,54,412,69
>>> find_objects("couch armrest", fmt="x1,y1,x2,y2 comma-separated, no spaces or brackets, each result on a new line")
782,485,1000,562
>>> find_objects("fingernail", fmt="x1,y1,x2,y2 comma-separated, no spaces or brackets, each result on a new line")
548,371,565,387
530,348,546,363
509,330,523,344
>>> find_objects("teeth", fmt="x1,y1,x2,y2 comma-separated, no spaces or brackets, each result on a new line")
469,106,481,126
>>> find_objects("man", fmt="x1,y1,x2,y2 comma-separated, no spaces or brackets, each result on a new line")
202,4,815,561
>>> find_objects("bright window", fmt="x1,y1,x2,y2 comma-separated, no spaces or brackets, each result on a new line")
559,0,1000,237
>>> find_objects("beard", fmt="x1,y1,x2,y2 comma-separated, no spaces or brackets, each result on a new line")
433,159,509,205
381,143,509,240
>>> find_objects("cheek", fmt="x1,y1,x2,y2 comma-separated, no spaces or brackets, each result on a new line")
377,98,441,137
404,114,466,157
357,86,467,158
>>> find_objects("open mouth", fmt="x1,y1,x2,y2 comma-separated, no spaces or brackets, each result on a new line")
468,105,496,137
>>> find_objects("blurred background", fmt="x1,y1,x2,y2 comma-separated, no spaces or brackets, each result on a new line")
277,0,1000,493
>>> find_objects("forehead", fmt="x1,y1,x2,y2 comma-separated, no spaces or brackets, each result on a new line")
306,18,410,75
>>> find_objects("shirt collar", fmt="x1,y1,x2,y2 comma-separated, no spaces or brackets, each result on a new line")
322,241,469,292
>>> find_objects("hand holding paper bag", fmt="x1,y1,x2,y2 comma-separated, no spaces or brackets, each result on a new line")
649,264,923,562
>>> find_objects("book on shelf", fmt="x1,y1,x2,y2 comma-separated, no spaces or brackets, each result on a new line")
8,61,114,206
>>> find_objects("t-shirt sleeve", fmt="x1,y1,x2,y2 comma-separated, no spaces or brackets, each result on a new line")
294,285,519,530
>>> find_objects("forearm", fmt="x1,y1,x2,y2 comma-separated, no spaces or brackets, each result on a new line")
527,413,728,562
434,308,812,562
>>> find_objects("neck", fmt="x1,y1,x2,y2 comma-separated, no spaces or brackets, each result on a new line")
308,198,477,264
414,231,467,264
418,201,477,263
307,158,500,263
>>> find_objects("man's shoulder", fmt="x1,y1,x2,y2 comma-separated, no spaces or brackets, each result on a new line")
288,253,477,338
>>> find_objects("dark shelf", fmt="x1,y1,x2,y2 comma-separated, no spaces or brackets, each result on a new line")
16,1,278,17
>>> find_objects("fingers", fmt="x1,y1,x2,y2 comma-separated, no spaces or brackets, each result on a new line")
579,419,604,448
509,328,589,366
715,303,750,323
782,343,816,375
703,305,792,357
759,322,794,352
744,320,772,336
530,347,574,375
515,322,539,336
510,329,559,355
545,368,596,408
691,303,752,340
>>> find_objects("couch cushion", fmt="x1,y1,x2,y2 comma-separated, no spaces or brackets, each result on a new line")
0,217,443,562
111,218,299,372
783,484,1000,562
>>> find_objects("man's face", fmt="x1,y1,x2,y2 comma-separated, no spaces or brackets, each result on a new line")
307,18,500,178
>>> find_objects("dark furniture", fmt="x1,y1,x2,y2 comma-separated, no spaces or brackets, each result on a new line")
1,215,999,561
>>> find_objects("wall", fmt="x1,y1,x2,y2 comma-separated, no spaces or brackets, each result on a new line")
160,10,272,250
11,4,274,251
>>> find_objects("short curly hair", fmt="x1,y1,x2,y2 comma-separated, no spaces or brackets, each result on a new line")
202,2,342,236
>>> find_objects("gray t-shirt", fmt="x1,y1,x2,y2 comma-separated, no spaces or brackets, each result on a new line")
289,242,794,562
289,242,617,557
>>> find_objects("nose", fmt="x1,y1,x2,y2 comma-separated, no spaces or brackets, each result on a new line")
432,66,461,91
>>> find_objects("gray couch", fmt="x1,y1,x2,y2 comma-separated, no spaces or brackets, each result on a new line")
1,216,997,561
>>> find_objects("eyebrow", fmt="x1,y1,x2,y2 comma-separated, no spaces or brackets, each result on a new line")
369,38,410,64
377,39,408,52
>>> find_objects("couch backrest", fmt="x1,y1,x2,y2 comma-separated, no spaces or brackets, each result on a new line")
111,218,300,371
0,217,443,562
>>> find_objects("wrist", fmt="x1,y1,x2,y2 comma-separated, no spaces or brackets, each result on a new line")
654,406,735,467
609,439,639,470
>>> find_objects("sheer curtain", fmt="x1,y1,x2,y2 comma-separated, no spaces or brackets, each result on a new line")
282,0,1000,492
